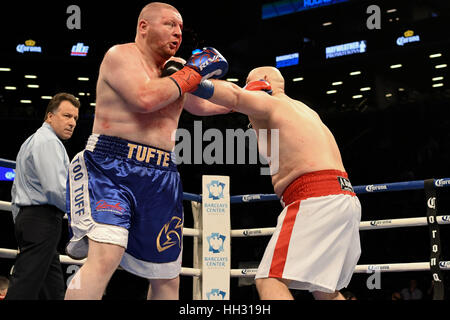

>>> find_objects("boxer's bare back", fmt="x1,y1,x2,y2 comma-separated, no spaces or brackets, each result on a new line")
209,67,346,197
250,94,346,197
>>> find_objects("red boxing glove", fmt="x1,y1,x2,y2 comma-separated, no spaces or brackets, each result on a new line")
244,79,272,95
169,47,228,97
169,67,203,96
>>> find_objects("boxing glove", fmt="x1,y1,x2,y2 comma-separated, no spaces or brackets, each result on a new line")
244,79,273,95
161,60,184,77
169,47,228,97
185,47,228,79
163,60,215,99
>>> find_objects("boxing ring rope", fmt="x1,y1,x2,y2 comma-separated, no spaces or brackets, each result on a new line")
0,157,449,299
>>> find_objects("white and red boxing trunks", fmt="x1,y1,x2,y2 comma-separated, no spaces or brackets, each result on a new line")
255,169,362,293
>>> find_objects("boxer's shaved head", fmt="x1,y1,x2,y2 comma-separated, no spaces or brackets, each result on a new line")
247,67,285,92
138,2,179,23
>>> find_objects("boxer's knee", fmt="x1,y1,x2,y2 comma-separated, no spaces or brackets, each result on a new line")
312,290,345,300
148,276,179,300
255,277,293,300
86,239,124,275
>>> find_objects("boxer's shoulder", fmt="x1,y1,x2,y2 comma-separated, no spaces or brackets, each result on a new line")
103,43,138,65
108,42,136,54
100,43,142,78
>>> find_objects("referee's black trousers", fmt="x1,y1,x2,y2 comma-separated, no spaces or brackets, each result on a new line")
5,205,65,300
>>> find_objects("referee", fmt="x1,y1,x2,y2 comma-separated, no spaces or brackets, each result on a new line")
6,93,80,300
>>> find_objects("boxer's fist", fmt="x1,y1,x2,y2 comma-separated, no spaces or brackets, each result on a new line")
186,47,228,79
169,48,228,97
244,79,272,95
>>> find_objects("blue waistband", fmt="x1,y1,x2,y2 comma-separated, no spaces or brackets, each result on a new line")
86,134,177,171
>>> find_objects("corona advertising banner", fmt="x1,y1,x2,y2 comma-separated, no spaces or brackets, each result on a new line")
201,175,231,300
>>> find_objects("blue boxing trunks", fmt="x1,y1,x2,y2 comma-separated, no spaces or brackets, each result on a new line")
66,134,183,279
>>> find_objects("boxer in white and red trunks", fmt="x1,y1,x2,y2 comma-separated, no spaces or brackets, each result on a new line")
256,169,361,296
197,66,362,300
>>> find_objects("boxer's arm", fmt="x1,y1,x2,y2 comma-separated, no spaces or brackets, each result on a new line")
183,94,232,116
160,52,230,116
160,56,229,116
208,79,273,118
101,45,181,113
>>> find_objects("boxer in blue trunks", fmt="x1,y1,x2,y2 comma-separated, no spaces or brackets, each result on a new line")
67,135,183,274
64,2,230,300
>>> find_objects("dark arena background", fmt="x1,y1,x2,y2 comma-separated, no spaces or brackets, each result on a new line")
0,0,449,303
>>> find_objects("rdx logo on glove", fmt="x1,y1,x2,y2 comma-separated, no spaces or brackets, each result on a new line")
193,50,223,73
169,47,228,97
189,47,228,78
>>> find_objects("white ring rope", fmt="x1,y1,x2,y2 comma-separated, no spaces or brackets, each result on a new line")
231,262,450,278
0,200,200,237
1,198,449,276
231,215,450,237
1,248,448,277
0,200,12,212
0,248,202,277
2,200,449,237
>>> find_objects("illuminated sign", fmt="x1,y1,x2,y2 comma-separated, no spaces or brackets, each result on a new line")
16,40,42,54
262,0,348,19
71,43,89,56
0,167,15,181
276,53,299,68
396,30,420,46
326,40,367,59
303,0,345,9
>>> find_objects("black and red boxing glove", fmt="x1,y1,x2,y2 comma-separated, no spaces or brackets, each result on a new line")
244,79,273,95
161,60,184,77
162,60,215,99
169,47,228,98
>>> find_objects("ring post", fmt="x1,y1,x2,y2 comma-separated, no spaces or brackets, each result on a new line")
201,175,231,300
191,200,202,300
424,179,445,300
